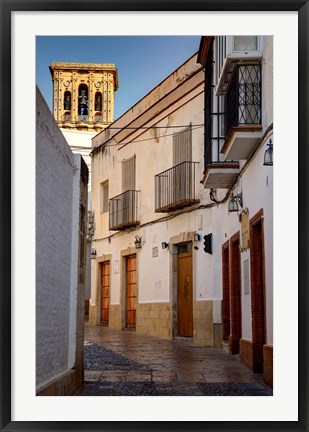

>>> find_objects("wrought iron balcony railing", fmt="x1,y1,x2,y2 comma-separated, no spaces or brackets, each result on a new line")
155,161,199,213
226,64,261,134
204,64,262,167
109,190,140,231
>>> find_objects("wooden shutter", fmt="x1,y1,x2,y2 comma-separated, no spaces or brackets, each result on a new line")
122,155,136,191
100,180,109,213
173,124,192,165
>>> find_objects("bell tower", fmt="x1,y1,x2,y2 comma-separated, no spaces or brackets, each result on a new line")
49,62,118,133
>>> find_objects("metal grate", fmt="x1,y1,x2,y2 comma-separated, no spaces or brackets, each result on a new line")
155,161,199,212
109,190,140,230
226,64,261,133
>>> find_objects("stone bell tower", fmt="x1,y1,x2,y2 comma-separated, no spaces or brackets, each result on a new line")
49,62,118,319
48,62,119,191
49,62,118,133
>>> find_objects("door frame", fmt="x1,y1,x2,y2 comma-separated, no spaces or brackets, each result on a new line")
169,238,195,338
95,254,112,326
177,249,193,337
250,209,266,372
222,240,230,341
124,253,137,330
100,260,110,325
120,247,138,331
229,231,242,354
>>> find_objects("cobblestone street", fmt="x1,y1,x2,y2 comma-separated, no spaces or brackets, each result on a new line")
73,322,273,396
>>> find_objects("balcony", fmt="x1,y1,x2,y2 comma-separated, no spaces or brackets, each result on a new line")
202,162,240,189
155,161,199,213
109,190,140,231
221,64,263,160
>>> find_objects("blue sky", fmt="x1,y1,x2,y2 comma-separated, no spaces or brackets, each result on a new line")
36,36,201,120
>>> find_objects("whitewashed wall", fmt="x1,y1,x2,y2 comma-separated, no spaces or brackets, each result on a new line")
90,41,273,346
36,87,87,390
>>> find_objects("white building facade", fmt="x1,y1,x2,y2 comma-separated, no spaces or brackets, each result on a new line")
90,36,273,387
198,36,273,387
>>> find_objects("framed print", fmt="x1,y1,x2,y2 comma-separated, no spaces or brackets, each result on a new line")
2,0,308,431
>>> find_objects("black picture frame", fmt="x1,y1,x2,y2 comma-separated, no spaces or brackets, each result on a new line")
1,1,308,431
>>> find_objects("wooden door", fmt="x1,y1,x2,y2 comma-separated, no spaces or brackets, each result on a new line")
177,252,193,337
100,261,110,325
126,254,137,330
229,234,242,354
222,242,230,341
250,213,266,372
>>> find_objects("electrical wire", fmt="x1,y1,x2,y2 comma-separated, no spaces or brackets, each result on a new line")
98,124,204,130
93,125,204,149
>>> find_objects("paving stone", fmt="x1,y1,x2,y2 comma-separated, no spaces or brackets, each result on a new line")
73,323,273,397
125,371,152,382
112,381,157,396
99,371,127,382
84,370,103,382
198,382,251,396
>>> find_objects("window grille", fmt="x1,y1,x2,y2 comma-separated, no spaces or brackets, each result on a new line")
226,64,261,132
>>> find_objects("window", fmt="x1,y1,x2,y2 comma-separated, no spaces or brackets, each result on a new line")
122,155,136,192
233,36,258,52
64,91,71,110
95,92,102,111
173,124,192,165
78,84,88,116
100,181,109,213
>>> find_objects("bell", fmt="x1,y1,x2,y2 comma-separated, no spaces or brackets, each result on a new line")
79,90,87,105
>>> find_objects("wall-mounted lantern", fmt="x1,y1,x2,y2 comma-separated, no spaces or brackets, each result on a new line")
161,242,169,250
134,235,142,249
263,138,273,166
90,248,97,259
228,192,243,213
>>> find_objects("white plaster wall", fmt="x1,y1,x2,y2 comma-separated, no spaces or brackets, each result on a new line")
61,128,96,190
68,153,85,369
61,129,94,302
36,88,87,388
36,88,73,388
241,136,273,343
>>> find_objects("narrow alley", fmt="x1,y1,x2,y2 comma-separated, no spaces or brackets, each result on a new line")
74,322,273,397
